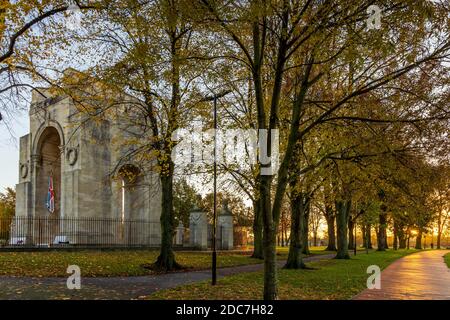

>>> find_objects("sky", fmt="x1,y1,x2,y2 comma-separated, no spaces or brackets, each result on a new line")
0,111,28,193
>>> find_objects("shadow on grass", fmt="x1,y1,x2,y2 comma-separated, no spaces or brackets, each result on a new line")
140,262,190,274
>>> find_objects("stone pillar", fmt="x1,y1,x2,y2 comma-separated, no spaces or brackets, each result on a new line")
11,134,33,245
189,206,208,249
218,200,234,250
175,221,184,245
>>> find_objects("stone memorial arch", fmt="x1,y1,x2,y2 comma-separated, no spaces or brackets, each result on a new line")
13,73,162,246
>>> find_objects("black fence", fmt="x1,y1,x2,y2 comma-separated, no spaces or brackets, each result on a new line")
0,216,160,248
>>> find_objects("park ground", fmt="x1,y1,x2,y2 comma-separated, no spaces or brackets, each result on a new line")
1,247,442,300
445,253,450,268
0,246,332,277
147,249,418,300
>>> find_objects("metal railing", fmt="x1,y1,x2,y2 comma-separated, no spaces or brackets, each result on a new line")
0,216,160,248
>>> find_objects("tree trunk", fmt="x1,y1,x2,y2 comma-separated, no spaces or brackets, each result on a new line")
154,172,181,271
437,230,442,249
335,199,351,259
415,230,423,249
260,175,277,300
437,211,442,249
284,192,307,269
362,224,372,249
348,218,355,250
377,190,389,250
393,232,398,250
396,223,406,249
393,221,398,250
362,224,366,247
251,6,292,299
153,24,182,271
398,234,407,249
366,224,373,249
324,207,337,251
252,200,264,259
284,225,288,247
377,211,388,251
263,222,277,300
301,199,310,255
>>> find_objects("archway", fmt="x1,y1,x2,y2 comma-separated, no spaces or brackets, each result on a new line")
34,127,62,244
118,164,146,244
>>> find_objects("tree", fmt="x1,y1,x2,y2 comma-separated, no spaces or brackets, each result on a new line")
430,165,450,249
361,202,378,250
173,179,201,227
332,166,352,259
0,187,15,240
217,88,265,258
0,187,15,217
284,182,310,269
320,180,337,251
59,0,214,271
309,201,322,247
201,191,252,226
348,205,364,250
376,190,389,251
0,0,100,126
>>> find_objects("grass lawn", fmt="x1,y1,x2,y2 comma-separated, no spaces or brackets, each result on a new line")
445,253,450,268
0,247,329,277
148,249,417,300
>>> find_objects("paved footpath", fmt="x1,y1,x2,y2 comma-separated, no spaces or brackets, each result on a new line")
354,250,450,300
0,253,334,300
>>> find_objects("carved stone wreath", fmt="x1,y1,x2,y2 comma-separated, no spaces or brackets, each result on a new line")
66,148,78,166
190,212,201,223
20,163,28,179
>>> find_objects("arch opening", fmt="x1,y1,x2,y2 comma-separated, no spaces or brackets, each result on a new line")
34,126,62,244
118,164,146,244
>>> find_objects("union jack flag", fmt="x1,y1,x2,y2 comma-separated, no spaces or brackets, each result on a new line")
46,175,55,213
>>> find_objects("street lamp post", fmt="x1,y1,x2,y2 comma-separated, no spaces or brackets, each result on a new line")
202,90,231,286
